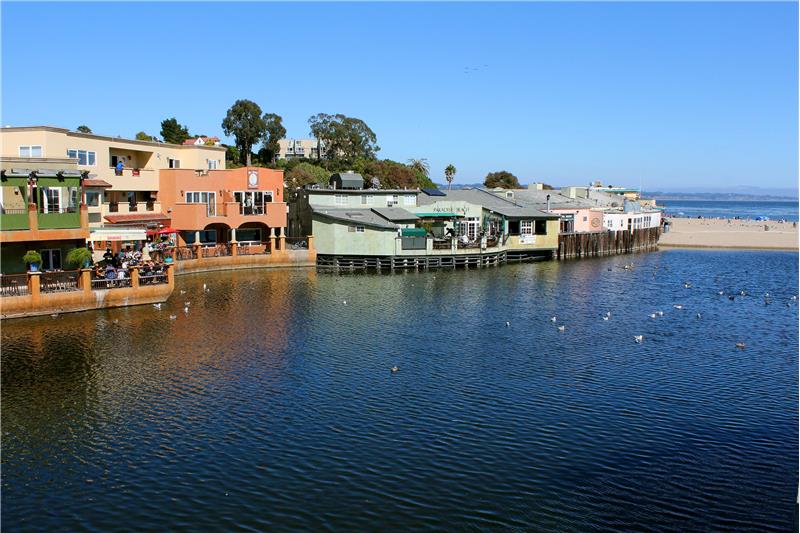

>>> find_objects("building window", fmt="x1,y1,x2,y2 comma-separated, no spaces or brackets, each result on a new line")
404,195,415,206
361,195,373,205
335,194,347,206
40,249,62,270
19,145,42,158
520,220,533,235
185,191,216,216
234,191,272,215
355,226,365,233
86,192,101,206
67,149,96,166
208,159,218,170
535,220,548,235
236,228,262,243
168,158,180,169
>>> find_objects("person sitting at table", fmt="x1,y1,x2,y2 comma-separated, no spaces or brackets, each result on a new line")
103,247,114,262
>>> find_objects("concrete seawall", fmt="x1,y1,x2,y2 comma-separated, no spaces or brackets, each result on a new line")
1,267,175,320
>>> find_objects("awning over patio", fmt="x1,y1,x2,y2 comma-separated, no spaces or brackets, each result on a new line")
89,227,148,242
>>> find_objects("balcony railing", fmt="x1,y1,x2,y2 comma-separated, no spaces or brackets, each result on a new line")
38,206,77,214
40,271,81,293
201,244,232,258
0,273,30,297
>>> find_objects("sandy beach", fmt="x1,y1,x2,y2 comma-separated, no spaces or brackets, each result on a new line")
659,217,799,251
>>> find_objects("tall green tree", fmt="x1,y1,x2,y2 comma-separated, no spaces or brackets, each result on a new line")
484,170,521,189
222,100,266,166
444,164,457,190
261,113,286,164
76,125,92,133
407,158,430,177
160,118,190,145
308,113,379,161
135,131,154,141
286,162,329,188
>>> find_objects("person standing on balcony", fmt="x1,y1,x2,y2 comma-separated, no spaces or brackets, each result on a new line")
115,159,124,176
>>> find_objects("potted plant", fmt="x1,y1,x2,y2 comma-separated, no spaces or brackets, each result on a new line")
22,250,42,272
65,247,93,269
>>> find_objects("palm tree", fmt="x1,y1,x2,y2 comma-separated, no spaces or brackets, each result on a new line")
407,158,430,177
445,164,456,190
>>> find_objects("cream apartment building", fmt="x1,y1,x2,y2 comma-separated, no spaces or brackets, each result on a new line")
277,138,327,160
0,126,226,238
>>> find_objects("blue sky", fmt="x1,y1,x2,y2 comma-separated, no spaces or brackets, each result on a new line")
2,2,797,191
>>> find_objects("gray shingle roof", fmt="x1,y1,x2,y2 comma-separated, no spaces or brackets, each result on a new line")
419,188,558,219
311,207,399,230
371,207,419,222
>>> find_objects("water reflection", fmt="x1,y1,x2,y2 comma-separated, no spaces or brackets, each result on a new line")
2,251,798,532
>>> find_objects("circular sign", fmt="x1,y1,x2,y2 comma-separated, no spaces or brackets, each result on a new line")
591,217,601,228
248,170,258,187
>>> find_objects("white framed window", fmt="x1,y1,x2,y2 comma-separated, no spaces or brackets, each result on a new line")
392,195,399,204
335,194,347,206
86,192,101,206
404,195,415,206
19,145,42,158
208,159,218,170
67,149,97,166
355,226,365,233
361,195,373,205
185,191,216,216
520,220,533,235
168,158,180,169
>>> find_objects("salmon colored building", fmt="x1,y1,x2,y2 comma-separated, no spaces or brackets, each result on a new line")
159,167,287,248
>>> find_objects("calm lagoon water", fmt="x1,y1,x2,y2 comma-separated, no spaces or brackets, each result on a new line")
2,250,798,532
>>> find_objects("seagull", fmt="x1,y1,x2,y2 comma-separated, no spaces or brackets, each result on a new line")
606,311,612,317
50,313,59,319
634,335,644,343
656,311,664,317
603,315,610,321
740,290,747,296
684,282,692,289
185,301,191,306
343,300,347,305
673,304,683,310
696,313,701,319
718,290,724,296
505,321,510,327
169,315,177,320
792,295,798,301
649,313,657,319
112,319,119,324
180,290,186,295
728,295,735,301
735,342,746,349
550,316,557,322
203,283,207,291
153,303,162,310
183,306,189,314
391,366,399,373
557,325,565,332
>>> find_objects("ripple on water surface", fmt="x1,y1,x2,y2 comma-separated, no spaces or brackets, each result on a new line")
2,250,797,532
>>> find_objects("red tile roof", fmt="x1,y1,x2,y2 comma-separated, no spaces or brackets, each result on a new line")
104,213,171,224
84,179,112,188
